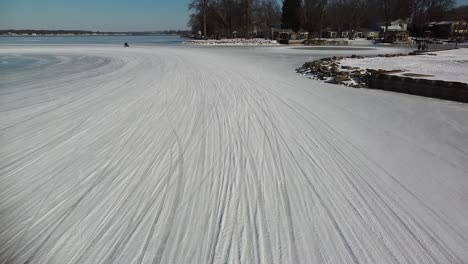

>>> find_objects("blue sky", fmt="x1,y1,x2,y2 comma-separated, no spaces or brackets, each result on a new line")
0,0,190,31
1,0,467,31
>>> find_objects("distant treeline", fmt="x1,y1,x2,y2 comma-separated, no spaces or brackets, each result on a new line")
0,29,192,36
188,0,468,38
188,0,281,38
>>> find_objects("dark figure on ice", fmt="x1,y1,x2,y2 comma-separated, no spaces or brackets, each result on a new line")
418,44,421,51
124,42,130,47
421,43,428,51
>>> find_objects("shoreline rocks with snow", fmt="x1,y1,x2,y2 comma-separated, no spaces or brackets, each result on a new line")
296,53,412,88
297,50,468,102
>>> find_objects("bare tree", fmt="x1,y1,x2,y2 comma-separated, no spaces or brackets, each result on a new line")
332,0,368,38
257,0,281,37
282,0,302,31
303,0,328,38
188,0,208,36
203,0,208,36
411,0,455,36
187,0,458,39
188,0,280,38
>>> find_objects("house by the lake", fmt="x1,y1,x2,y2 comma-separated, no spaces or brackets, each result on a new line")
424,21,467,39
378,19,411,43
273,29,309,44
380,19,408,32
322,28,379,39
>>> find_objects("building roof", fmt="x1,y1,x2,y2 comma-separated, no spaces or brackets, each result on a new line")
438,21,454,25
377,19,408,27
426,20,467,27
392,19,407,24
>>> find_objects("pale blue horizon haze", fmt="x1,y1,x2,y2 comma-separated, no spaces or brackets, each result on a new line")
1,0,467,32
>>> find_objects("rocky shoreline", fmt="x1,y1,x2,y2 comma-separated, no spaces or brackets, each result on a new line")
296,53,411,88
296,50,468,103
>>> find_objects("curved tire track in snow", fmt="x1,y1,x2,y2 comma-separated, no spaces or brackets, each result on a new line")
0,46,467,264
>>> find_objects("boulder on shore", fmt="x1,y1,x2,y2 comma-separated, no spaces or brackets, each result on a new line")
334,74,350,83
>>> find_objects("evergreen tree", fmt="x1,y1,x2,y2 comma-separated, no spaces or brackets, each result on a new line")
281,0,302,32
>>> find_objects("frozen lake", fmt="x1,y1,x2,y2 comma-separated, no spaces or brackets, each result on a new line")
1,44,467,264
0,35,184,45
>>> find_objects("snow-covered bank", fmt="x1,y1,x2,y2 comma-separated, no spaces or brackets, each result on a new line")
1,45,467,264
340,48,468,83
184,38,279,46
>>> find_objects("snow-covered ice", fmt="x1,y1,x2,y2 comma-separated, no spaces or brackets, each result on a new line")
184,38,278,46
0,45,467,264
340,48,468,83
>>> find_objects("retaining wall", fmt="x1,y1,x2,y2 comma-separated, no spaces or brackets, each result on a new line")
369,74,468,103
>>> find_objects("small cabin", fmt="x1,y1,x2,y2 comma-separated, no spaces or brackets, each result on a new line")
273,29,309,44
360,29,380,39
323,31,338,38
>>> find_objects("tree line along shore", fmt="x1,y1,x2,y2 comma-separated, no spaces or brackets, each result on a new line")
187,0,467,42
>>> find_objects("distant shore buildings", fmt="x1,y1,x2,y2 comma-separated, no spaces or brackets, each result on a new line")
271,19,412,44
424,21,468,39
